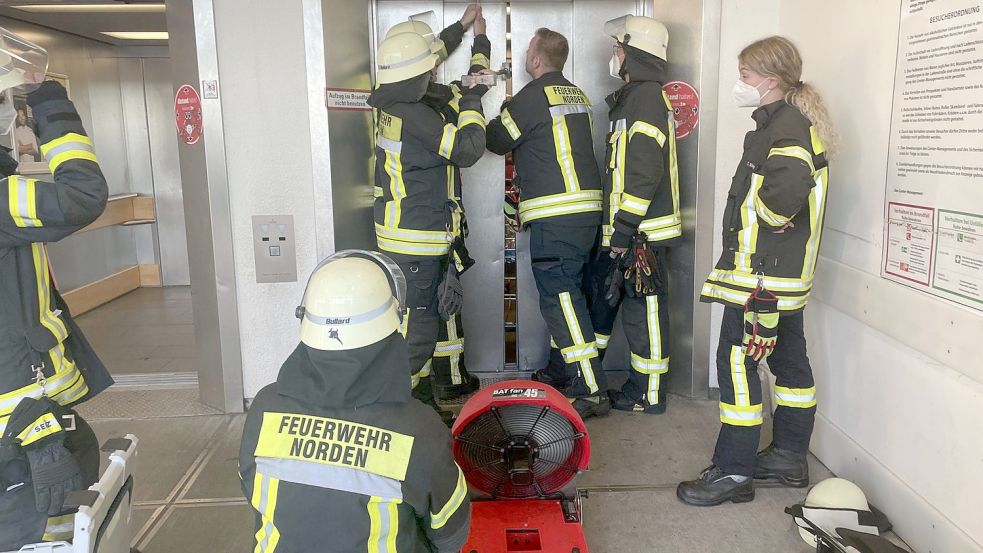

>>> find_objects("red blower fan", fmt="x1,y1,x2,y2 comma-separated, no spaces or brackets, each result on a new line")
452,380,591,552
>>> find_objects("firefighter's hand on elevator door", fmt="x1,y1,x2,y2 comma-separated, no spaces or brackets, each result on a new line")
460,4,481,29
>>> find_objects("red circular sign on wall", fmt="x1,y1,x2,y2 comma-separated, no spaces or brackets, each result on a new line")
662,80,700,140
174,84,203,145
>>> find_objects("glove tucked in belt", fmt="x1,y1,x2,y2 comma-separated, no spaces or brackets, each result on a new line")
1,397,81,515
743,280,780,362
437,263,464,321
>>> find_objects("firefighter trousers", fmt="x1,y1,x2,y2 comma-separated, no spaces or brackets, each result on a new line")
712,307,816,476
0,410,99,550
398,257,474,406
588,246,670,407
528,222,605,398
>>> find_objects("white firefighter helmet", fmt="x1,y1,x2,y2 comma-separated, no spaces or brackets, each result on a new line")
0,27,48,93
797,478,871,546
376,31,438,85
604,15,669,61
295,250,406,351
385,18,448,62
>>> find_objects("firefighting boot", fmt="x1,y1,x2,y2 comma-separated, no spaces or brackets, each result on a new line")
753,445,809,488
413,377,456,428
531,358,569,391
437,374,481,401
676,466,755,506
570,393,611,420
608,390,667,415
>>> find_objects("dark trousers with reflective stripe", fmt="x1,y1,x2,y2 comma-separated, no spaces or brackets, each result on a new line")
588,247,670,406
432,313,469,386
713,307,816,476
529,222,605,398
0,410,98,550
399,258,474,405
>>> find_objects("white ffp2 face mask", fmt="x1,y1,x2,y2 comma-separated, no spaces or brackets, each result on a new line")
609,53,623,80
732,79,767,108
0,99,15,135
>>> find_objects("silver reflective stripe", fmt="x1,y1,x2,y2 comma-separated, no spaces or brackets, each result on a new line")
549,104,591,117
256,474,274,552
376,135,402,153
256,457,403,500
14,177,39,228
304,298,395,326
43,140,95,160
379,49,431,70
372,498,393,552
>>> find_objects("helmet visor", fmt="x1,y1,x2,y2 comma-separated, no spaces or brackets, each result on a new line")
0,27,48,92
603,15,631,42
408,10,440,44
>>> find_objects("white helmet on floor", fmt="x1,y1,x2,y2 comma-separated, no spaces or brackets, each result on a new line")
386,18,448,62
604,15,669,61
295,250,406,351
376,32,439,85
795,478,875,546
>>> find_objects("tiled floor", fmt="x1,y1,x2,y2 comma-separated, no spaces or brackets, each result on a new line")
81,394,854,553
75,287,200,377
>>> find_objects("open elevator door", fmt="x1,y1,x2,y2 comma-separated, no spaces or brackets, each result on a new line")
371,1,726,401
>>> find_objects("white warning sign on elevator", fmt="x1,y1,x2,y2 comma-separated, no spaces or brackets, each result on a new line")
882,0,983,310
326,88,372,111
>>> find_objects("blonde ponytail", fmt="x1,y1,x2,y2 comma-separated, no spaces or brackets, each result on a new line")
739,36,838,156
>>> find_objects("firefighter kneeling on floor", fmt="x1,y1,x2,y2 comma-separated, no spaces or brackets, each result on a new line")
239,250,471,553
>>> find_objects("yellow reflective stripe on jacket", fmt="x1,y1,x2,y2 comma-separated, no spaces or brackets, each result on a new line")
550,109,582,193
375,224,450,244
458,109,485,130
619,192,651,217
768,146,816,174
17,412,63,446
381,148,406,227
801,166,828,279
700,281,809,311
706,269,812,292
368,496,401,553
719,402,763,427
438,124,458,159
431,466,467,530
33,243,70,342
628,120,667,147
774,386,817,408
470,53,490,69
518,190,602,223
251,472,281,553
734,173,764,271
40,133,97,173
501,108,521,141
753,191,791,227
8,176,41,228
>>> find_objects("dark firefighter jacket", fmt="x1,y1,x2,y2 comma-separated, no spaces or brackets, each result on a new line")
239,332,471,553
486,71,602,227
0,82,112,436
369,34,488,260
602,48,681,249
700,99,830,313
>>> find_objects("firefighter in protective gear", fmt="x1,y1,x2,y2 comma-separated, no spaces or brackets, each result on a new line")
384,7,491,403
369,31,488,419
587,15,679,416
240,251,471,553
486,28,609,420
678,36,832,506
0,79,110,550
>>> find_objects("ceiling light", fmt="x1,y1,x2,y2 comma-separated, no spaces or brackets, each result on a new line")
100,31,169,40
14,4,165,13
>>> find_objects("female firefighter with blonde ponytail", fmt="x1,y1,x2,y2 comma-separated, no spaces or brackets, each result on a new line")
678,36,834,506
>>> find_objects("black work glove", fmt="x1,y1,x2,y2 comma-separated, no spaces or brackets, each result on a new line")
603,251,627,307
436,264,464,320
463,83,489,98
27,80,69,108
2,397,82,515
